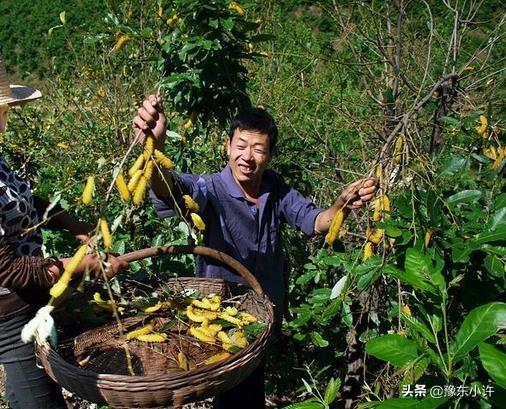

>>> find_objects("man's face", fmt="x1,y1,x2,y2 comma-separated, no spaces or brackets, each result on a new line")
0,104,9,133
227,128,272,187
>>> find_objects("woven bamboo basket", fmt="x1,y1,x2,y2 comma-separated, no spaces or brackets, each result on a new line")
36,246,274,408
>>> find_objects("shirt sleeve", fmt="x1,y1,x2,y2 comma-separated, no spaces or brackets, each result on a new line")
278,179,324,236
149,172,209,218
0,235,54,290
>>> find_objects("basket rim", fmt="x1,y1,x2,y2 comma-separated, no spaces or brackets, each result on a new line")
38,277,274,383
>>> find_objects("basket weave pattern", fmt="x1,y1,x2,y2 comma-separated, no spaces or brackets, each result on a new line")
37,275,274,408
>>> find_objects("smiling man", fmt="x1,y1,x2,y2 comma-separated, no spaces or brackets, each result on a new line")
133,95,376,408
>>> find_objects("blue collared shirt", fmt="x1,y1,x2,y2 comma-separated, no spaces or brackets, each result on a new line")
150,164,323,321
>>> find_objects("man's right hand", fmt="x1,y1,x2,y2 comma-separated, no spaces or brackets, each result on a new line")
133,94,167,149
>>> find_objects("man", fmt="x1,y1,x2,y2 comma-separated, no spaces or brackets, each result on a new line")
133,95,376,408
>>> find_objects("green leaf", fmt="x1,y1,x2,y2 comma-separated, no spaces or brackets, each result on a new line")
323,377,341,405
490,207,506,231
357,403,381,409
366,334,419,367
451,302,506,362
386,249,443,295
439,156,469,176
405,248,446,295
296,271,316,285
479,343,506,389
429,314,442,334
220,18,234,31
357,268,381,291
385,227,403,237
494,193,506,211
322,256,341,266
401,356,431,385
471,153,490,164
310,331,329,348
384,265,432,293
401,313,436,344
426,190,442,226
481,245,506,257
447,190,482,205
291,310,312,326
341,302,352,327
322,300,340,321
484,255,504,278
293,332,306,341
140,27,153,38
440,116,460,126
474,229,506,245
283,403,324,409
376,397,448,409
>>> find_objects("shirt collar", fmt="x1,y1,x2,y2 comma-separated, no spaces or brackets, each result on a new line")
220,164,274,200
220,164,245,198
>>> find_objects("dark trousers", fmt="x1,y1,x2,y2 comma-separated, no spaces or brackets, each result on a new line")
0,314,66,409
213,359,266,409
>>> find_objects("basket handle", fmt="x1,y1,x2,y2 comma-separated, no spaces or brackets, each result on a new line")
118,246,264,296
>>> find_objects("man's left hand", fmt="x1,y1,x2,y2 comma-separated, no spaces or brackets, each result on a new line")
339,178,377,210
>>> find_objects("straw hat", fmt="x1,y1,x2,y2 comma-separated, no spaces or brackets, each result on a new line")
0,59,42,106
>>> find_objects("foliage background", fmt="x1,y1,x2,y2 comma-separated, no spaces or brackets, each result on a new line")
0,0,505,408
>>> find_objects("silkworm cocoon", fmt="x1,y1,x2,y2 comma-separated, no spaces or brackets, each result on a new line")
100,218,112,249
217,331,233,345
363,242,374,261
191,213,206,231
183,195,199,213
144,136,154,159
115,172,130,202
178,352,189,371
128,154,145,177
127,169,143,193
224,306,238,316
136,333,167,342
126,324,153,340
382,195,391,213
143,301,162,313
239,312,257,324
475,115,488,135
424,228,434,247
325,209,344,245
204,352,231,365
372,197,383,222
154,150,174,169
143,160,155,182
188,327,215,344
49,277,70,298
186,306,208,323
82,176,95,205
368,229,384,244
64,244,89,277
219,313,243,327
132,176,148,205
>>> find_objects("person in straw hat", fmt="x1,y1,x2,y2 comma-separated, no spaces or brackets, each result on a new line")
0,59,128,409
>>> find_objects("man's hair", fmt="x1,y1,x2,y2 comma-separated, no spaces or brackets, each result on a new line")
229,107,278,153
